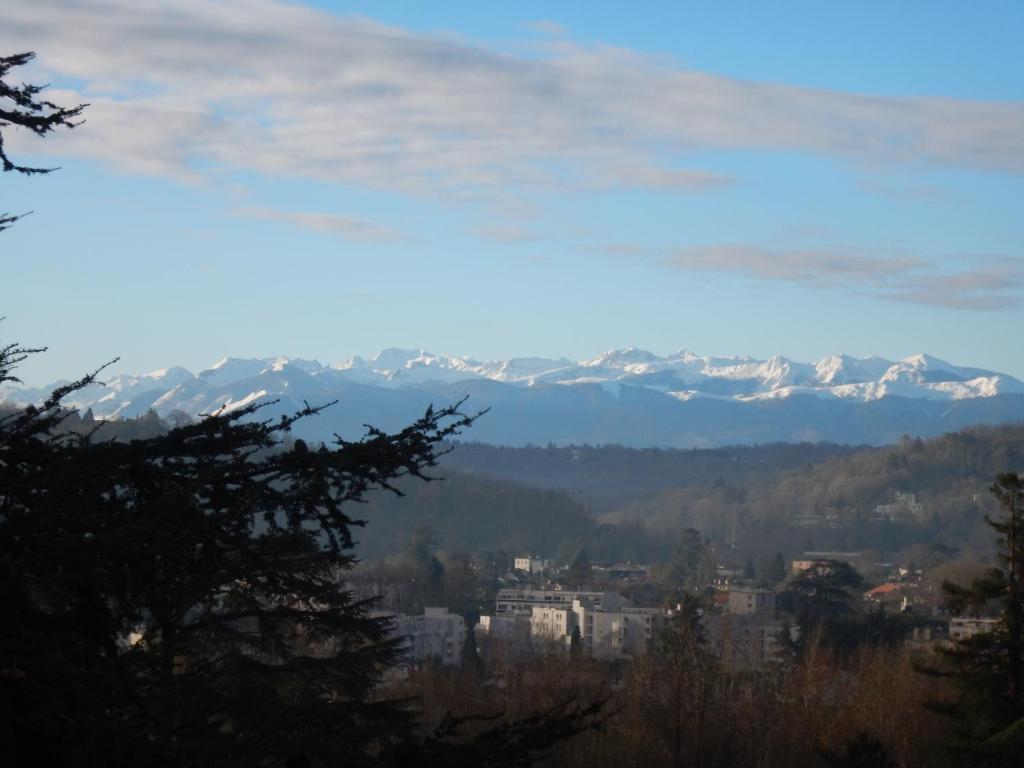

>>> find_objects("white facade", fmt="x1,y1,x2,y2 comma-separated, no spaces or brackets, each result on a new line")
874,492,926,521
513,556,550,574
530,605,578,646
518,591,668,660
949,616,999,641
572,599,667,660
391,607,466,666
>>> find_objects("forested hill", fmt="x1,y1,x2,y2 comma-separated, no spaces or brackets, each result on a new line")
353,423,1024,563
602,422,1024,561
11,402,1022,563
439,440,863,511
352,469,594,561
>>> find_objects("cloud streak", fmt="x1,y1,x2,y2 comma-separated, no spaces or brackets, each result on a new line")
662,245,1022,310
2,0,1023,198
232,207,402,241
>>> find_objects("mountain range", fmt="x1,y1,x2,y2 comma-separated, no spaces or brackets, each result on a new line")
4,348,1024,448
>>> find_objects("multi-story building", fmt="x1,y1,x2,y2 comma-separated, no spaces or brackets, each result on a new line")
390,607,466,666
571,598,668,660
515,591,668,660
705,614,786,669
477,614,531,643
495,588,620,616
727,586,776,617
530,604,578,646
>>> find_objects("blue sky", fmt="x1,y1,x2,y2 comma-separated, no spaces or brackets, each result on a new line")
2,0,1022,384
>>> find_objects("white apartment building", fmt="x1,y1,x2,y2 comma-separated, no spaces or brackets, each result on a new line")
495,588,620,616
516,591,668,660
530,604,578,646
572,599,668,660
390,607,466,666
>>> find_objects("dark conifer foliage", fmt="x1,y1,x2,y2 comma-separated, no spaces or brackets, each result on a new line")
0,338,485,766
0,338,606,766
1,51,87,229
927,473,1024,762
0,52,86,175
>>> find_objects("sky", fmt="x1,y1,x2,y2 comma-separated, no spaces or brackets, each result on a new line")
2,0,1023,385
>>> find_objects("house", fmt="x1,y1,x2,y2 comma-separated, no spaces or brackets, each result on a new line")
874,492,926,521
906,620,948,650
863,583,902,603
792,552,865,574
513,556,550,575
949,616,999,641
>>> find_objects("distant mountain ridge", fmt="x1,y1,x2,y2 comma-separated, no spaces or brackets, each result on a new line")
4,348,1024,448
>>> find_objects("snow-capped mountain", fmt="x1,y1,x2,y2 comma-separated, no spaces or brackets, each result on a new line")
3,348,1023,448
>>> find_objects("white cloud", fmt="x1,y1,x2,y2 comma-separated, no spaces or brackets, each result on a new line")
232,207,402,241
662,244,1022,310
2,0,1022,197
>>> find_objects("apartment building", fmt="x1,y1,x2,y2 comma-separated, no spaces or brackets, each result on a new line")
390,607,466,666
495,588,621,616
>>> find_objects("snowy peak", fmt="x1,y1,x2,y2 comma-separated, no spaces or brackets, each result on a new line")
583,347,660,369
2,348,1021,426
199,357,271,387
882,353,994,386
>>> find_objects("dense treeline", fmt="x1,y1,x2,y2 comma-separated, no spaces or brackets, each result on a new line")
360,424,1024,566
0,404,170,441
355,470,594,560
441,440,862,512
9,400,1022,565
610,423,1024,562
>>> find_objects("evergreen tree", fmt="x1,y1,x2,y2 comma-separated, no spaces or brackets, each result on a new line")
566,547,591,588
929,472,1024,760
1,51,87,229
780,559,864,651
460,624,484,678
664,527,703,588
742,557,756,581
0,339,601,766
569,625,583,660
